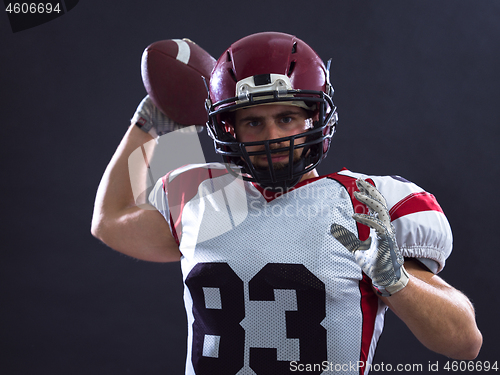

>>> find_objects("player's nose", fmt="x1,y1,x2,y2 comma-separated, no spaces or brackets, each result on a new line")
263,123,284,142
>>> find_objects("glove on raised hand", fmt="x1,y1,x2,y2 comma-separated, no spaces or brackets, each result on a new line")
330,179,409,297
131,95,200,139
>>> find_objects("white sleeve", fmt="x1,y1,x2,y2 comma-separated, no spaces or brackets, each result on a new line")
372,175,453,273
338,170,453,273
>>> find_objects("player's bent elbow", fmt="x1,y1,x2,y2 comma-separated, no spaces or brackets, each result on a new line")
90,219,128,252
457,330,482,360
90,217,113,246
443,329,483,360
456,314,483,360
90,214,181,263
90,217,104,241
90,212,124,249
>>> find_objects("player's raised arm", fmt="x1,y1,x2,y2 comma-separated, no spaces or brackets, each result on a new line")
91,38,215,262
91,97,182,262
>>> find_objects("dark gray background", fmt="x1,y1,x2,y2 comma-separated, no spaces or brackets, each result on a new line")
1,1,499,374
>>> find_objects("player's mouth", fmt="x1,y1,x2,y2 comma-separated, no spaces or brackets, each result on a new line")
258,153,290,164
270,154,289,163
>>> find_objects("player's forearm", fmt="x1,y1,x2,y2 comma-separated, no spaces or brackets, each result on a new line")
91,124,155,237
384,273,482,360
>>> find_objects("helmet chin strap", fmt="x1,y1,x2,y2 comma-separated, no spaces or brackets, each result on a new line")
251,136,322,192
252,157,306,191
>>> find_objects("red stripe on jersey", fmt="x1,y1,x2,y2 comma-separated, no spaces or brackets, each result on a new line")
389,191,443,221
359,274,379,375
168,211,180,245
327,172,379,373
162,166,229,245
327,173,373,241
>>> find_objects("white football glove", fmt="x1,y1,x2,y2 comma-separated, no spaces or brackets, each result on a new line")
131,95,201,139
330,179,409,297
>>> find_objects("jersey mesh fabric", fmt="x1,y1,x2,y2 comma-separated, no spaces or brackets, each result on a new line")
149,163,452,375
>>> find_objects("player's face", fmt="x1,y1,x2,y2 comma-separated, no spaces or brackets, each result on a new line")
232,104,314,171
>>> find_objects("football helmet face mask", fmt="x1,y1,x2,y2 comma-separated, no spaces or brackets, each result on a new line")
206,32,338,191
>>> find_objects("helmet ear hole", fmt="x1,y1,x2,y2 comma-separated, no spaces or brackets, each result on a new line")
287,61,296,77
228,68,237,82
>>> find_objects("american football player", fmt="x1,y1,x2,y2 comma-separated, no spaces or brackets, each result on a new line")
91,32,482,375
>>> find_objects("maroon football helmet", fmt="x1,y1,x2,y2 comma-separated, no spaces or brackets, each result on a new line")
206,32,338,190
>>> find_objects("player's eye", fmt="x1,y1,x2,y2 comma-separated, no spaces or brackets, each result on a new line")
281,116,293,124
247,120,260,127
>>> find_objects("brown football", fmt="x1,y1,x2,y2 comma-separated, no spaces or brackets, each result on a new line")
141,39,216,126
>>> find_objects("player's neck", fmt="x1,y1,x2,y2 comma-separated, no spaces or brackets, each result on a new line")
299,169,319,183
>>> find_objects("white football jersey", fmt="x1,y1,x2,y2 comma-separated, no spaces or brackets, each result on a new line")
149,163,452,375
